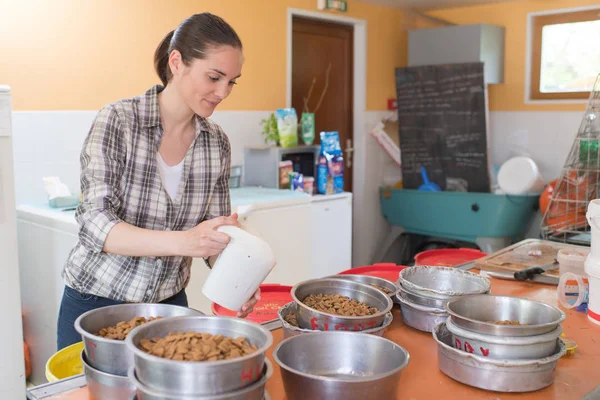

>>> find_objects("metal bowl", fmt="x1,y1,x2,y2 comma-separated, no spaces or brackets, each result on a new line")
433,322,566,392
75,303,204,376
81,350,135,400
125,315,273,395
396,282,451,308
130,394,271,400
399,266,491,297
273,331,410,400
445,295,566,337
445,317,562,360
277,302,393,339
326,274,399,299
291,278,393,331
395,295,448,332
127,359,272,400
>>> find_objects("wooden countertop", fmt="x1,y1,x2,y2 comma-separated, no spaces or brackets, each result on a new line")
265,277,600,400
36,276,600,400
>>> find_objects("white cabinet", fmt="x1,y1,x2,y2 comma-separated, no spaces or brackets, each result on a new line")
242,203,312,285
311,193,352,278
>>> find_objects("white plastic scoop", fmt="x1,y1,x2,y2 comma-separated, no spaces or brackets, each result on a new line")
202,225,276,312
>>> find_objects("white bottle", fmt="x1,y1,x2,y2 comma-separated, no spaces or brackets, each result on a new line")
202,226,276,312
584,199,600,325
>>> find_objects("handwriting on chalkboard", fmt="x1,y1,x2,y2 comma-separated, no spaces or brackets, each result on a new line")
395,62,490,192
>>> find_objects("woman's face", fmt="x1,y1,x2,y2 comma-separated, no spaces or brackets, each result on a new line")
171,45,243,117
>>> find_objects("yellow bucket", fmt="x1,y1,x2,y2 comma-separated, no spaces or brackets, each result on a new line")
45,341,84,382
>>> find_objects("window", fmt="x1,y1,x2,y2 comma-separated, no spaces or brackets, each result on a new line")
530,8,600,100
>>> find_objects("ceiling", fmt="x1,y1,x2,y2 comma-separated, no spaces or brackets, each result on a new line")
355,0,516,11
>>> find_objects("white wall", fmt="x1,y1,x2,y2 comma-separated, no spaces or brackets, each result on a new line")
11,108,587,270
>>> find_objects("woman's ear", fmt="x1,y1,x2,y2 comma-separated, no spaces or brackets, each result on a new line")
168,50,184,78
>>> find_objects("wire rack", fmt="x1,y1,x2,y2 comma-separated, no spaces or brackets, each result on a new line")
541,74,600,245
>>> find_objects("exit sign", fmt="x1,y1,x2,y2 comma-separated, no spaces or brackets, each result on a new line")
318,0,348,12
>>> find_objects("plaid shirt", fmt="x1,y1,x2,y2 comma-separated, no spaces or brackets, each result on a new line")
62,85,231,303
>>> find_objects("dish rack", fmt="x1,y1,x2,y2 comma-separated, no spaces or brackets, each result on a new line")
541,74,600,244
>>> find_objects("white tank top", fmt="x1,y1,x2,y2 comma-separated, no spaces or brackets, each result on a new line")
156,152,184,201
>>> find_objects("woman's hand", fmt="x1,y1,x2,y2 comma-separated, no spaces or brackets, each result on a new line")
177,214,240,258
237,289,261,318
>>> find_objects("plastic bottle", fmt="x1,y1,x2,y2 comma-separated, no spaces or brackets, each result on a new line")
584,199,600,325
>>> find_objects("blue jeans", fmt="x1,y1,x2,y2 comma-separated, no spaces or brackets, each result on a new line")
56,285,188,351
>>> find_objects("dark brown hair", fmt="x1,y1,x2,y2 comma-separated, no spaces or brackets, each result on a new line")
154,13,243,86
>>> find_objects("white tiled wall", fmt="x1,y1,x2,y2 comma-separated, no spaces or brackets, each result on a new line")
11,110,271,205
10,108,588,268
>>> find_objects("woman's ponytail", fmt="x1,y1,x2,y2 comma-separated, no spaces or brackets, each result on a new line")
154,30,175,86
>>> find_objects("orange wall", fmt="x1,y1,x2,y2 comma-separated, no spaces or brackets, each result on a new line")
0,0,405,111
426,0,598,112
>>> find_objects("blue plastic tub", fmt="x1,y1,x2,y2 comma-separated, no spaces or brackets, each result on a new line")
380,188,539,243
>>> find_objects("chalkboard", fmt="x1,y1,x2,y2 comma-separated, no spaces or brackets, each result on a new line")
395,62,490,192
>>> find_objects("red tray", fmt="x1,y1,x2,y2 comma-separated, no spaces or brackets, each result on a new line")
414,248,487,267
211,284,293,324
337,263,408,283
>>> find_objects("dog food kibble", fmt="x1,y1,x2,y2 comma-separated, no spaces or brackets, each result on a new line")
139,332,258,361
302,293,379,316
370,284,392,294
284,311,298,327
96,316,162,340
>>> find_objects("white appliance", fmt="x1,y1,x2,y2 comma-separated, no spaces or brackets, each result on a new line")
0,86,27,396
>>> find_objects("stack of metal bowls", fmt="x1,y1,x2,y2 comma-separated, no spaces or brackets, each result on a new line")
289,278,393,333
396,266,491,332
278,302,394,339
273,331,410,400
75,303,203,399
433,295,567,392
125,315,274,399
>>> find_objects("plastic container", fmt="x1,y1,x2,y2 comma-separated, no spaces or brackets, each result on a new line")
211,284,292,324
558,272,589,310
584,256,600,325
557,248,589,310
380,189,539,243
45,341,84,382
414,248,487,267
585,199,600,325
497,157,545,195
303,176,314,195
202,226,276,312
558,248,589,276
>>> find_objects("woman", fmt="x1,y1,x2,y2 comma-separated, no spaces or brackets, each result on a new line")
56,13,259,350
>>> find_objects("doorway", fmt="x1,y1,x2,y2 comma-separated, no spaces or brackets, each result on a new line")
291,16,354,192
